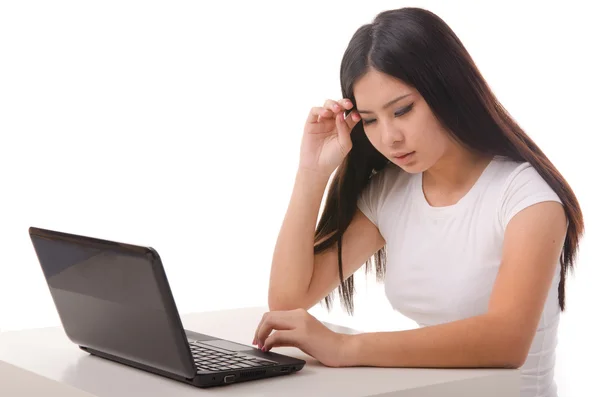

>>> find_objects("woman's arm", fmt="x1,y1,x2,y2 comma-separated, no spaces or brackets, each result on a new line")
255,201,567,369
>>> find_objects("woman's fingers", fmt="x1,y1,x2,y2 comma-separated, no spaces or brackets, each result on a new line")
254,311,297,347
307,98,361,126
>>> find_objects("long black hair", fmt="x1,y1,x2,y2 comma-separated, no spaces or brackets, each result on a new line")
314,7,584,314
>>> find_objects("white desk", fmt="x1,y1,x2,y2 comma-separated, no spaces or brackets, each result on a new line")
0,306,519,396
0,359,96,397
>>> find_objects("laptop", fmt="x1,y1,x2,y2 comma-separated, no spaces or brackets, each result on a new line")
28,226,305,388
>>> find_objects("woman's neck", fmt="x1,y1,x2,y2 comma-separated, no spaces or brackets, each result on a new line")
422,148,493,205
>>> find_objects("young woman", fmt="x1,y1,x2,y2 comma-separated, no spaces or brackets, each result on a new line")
253,7,583,397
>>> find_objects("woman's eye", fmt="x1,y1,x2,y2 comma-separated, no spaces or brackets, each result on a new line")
395,103,414,117
362,103,414,126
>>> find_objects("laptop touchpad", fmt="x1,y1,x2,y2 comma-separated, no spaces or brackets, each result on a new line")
202,340,252,352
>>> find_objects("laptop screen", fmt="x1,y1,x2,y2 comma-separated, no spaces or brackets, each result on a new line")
29,229,196,379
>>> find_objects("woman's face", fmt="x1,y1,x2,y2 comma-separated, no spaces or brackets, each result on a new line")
353,68,454,173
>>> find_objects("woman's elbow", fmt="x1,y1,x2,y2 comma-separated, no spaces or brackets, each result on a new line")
497,333,530,369
504,348,528,369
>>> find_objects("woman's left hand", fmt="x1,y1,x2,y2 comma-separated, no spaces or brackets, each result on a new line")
252,308,351,368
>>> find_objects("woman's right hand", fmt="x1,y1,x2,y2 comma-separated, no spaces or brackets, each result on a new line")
299,98,362,178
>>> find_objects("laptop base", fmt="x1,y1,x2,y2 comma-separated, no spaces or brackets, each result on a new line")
79,328,304,388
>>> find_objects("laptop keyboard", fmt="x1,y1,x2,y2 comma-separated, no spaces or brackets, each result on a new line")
189,341,278,373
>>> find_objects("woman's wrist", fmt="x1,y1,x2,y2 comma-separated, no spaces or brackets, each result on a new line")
296,167,332,187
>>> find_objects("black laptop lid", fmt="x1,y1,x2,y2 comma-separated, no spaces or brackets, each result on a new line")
28,227,196,379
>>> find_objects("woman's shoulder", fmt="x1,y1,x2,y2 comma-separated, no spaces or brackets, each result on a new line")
357,162,414,224
489,155,528,174
488,155,563,229
489,156,554,192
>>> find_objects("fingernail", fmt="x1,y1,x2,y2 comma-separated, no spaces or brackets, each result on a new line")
262,347,266,352
333,104,339,111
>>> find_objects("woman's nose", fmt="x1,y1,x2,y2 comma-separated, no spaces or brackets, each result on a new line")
381,123,404,147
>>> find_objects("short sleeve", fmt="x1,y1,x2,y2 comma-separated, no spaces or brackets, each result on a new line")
499,162,563,230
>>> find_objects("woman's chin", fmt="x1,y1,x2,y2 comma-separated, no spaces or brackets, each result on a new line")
390,154,423,173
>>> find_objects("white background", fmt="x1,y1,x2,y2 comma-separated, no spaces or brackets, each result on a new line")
1,1,598,395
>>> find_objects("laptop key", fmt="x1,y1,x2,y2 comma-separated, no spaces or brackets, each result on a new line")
243,355,277,362
241,361,263,367
259,361,277,367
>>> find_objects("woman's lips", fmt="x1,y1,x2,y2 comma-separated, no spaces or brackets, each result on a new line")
393,151,415,164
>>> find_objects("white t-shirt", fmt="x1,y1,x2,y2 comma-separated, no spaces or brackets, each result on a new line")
357,155,563,397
